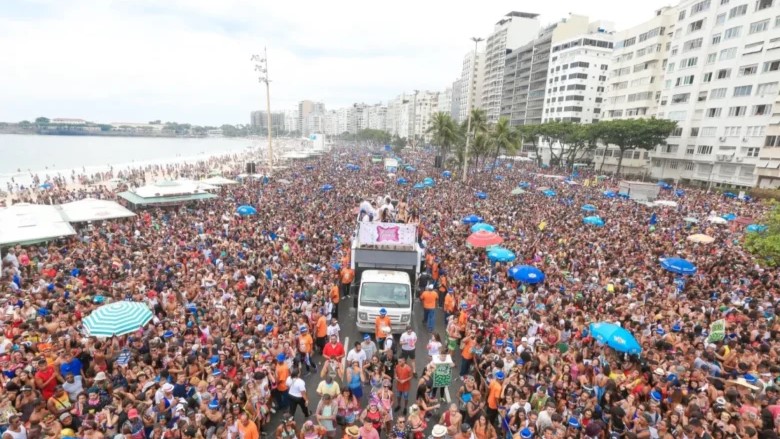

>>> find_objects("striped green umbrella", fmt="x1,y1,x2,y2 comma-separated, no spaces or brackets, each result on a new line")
83,301,153,337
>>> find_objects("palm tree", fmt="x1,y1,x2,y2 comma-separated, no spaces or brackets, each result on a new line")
488,117,518,171
427,113,459,160
470,132,491,170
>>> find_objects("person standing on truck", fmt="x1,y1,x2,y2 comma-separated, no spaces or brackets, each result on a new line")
420,286,439,333
375,309,392,350
339,267,354,300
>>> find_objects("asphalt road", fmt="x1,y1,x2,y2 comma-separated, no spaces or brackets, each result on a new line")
266,296,461,434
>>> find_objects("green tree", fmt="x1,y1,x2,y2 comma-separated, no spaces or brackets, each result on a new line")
516,124,542,166
599,118,677,176
35,117,50,125
391,135,407,153
745,203,780,267
488,117,519,171
18,120,32,129
470,132,491,170
537,121,571,166
427,112,460,159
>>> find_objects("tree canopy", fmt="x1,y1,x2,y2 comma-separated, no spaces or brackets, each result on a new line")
745,203,780,267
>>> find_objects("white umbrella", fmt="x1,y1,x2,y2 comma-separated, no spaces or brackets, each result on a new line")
655,200,678,208
687,234,715,244
708,216,728,225
277,179,292,185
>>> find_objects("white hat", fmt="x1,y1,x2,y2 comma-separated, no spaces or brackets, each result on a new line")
94,372,108,381
431,425,448,438
162,383,174,392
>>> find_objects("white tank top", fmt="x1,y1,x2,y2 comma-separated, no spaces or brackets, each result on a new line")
4,427,28,439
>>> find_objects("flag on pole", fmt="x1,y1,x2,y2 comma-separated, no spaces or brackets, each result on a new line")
707,319,726,343
649,212,658,225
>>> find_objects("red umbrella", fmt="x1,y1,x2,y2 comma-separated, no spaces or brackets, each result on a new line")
373,180,385,187
466,231,504,247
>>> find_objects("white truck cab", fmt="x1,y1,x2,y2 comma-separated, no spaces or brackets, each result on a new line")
356,270,412,334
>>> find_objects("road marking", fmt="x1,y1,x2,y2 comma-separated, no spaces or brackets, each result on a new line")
341,336,349,371
444,386,451,403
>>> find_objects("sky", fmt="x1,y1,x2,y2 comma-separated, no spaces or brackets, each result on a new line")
0,0,671,126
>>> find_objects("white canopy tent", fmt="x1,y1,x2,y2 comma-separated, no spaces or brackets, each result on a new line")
59,198,136,223
0,204,76,246
133,180,218,198
201,176,239,186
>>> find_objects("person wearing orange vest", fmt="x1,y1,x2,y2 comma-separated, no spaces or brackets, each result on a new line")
486,371,505,426
419,287,438,333
339,267,354,301
374,308,392,350
315,312,329,354
274,353,290,410
443,290,456,321
297,327,315,375
330,283,340,319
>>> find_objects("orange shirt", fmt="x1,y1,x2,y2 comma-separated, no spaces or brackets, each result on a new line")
431,263,440,281
330,285,340,304
461,338,476,361
298,333,314,354
457,311,469,327
316,315,328,338
375,316,392,338
237,419,259,439
276,363,290,391
487,380,502,409
395,363,413,392
444,294,455,313
420,290,438,310
340,268,355,285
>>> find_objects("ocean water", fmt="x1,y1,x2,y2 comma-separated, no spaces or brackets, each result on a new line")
0,134,256,186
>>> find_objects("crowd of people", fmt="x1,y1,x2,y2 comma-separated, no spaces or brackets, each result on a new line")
1,146,778,439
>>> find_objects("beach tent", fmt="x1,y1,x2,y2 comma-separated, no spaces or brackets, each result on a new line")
201,176,239,186
59,198,136,223
0,203,76,246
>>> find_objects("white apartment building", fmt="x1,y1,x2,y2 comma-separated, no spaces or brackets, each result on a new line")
366,104,388,131
413,91,440,142
436,86,453,119
284,109,298,133
651,0,780,188
482,12,541,122
598,7,676,174
323,110,339,136
451,79,464,122
458,50,485,123
756,93,780,187
386,93,414,139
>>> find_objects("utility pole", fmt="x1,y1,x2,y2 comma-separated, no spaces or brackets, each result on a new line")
252,48,273,176
462,37,483,183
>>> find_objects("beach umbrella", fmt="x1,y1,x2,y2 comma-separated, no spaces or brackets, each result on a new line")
470,223,496,233
707,216,728,225
487,247,516,263
603,190,616,198
40,182,53,190
518,182,531,189
277,179,292,185
475,191,488,200
321,184,334,192
305,165,314,170
657,182,672,190
583,216,605,227
397,177,408,185
655,200,678,208
236,205,257,216
82,301,153,337
687,234,715,244
508,265,545,284
683,217,699,224
589,322,642,354
413,183,426,190
372,180,385,187
511,188,526,196
723,192,737,199
442,170,452,178
495,175,504,181
581,204,597,212
466,231,504,247
461,214,483,225
660,257,697,275
405,166,416,172
675,189,685,197
542,189,556,197
746,224,768,233
721,213,737,221
423,177,435,187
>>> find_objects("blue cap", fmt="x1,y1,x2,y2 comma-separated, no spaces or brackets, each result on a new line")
650,390,662,402
495,339,504,347
210,355,220,364
163,330,174,339
461,303,469,309
516,358,524,365
520,428,533,439
299,326,308,332
208,399,219,410
728,333,738,340
568,417,580,429
93,295,105,304
495,371,505,380
672,323,681,332
186,321,193,328
212,369,221,376
744,374,758,383
276,353,286,362
265,324,274,333
656,327,666,336
242,352,251,359
379,308,387,315
363,334,371,340
667,374,678,383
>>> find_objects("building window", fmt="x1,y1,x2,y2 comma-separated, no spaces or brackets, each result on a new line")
719,47,737,61
763,60,780,72
746,147,760,157
675,75,696,86
697,145,714,154
738,64,758,76
703,72,713,82
753,104,772,115
716,13,727,25
728,4,748,18
728,106,747,116
724,126,742,136
733,85,753,96
691,0,712,13
701,127,717,136
672,93,691,103
706,53,717,64
690,127,700,137
765,135,780,146
687,145,696,154
757,0,773,10
679,10,687,20
671,127,684,136
706,108,722,117
684,38,704,52
757,81,779,96
685,162,695,170
689,19,706,33
669,161,679,169
746,126,765,136
716,68,731,79
750,19,770,34
681,57,698,68
710,87,728,99
664,144,679,153
712,33,722,45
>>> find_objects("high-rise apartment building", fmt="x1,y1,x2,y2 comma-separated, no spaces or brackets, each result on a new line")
482,12,541,122
757,93,780,188
249,111,285,132
458,50,485,122
451,78,464,123
413,91,440,142
366,104,388,131
297,100,325,135
598,7,676,174
650,0,780,187
436,87,453,119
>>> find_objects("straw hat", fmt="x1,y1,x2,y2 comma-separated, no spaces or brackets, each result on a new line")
431,425,448,438
345,426,359,438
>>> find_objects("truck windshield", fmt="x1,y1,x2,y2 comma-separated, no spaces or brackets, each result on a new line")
359,282,411,308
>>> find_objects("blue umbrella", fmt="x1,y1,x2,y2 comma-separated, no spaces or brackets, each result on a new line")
675,189,685,197
746,224,768,233
304,165,314,170
442,170,452,178
660,257,697,275
723,192,737,198
423,177,435,187
321,184,334,192
405,166,416,172
462,214,484,225
475,191,488,200
508,265,545,284
236,205,257,216
583,216,604,227
495,175,504,181
721,213,737,221
518,182,531,189
397,177,408,185
603,190,616,198
589,322,642,354
542,189,556,197
413,183,426,189
657,182,672,190
470,223,496,233
488,247,516,263
384,145,391,151
40,182,53,190
581,204,597,212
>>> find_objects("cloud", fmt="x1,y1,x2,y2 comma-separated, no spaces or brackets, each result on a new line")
0,0,671,125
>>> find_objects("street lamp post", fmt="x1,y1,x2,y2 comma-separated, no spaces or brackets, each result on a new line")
462,37,483,183
251,48,273,176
